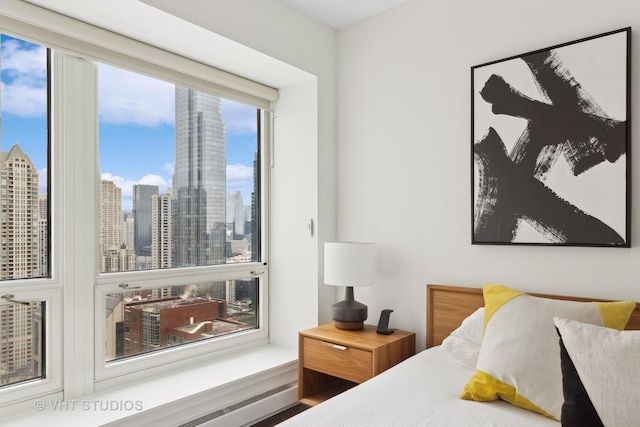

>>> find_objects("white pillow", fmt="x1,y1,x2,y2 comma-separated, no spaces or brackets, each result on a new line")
554,316,640,427
440,307,484,369
460,284,635,420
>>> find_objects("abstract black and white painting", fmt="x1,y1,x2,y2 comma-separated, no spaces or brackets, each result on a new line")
472,28,630,247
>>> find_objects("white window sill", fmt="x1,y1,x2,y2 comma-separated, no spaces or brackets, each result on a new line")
3,344,298,427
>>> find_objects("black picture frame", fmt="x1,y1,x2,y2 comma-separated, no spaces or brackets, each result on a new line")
471,28,631,247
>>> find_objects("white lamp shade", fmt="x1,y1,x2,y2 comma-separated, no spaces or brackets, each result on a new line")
324,242,375,287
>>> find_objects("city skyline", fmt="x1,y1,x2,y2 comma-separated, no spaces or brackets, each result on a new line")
1,35,258,211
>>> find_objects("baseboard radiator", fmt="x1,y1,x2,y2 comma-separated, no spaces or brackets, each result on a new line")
181,382,298,427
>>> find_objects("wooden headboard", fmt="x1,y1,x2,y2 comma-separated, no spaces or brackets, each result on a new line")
426,284,640,348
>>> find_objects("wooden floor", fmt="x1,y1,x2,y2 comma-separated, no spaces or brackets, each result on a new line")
250,404,310,426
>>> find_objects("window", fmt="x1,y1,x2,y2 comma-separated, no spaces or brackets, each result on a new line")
0,34,49,282
0,34,61,405
97,64,261,272
96,64,264,370
0,302,44,387
0,5,274,407
104,279,258,361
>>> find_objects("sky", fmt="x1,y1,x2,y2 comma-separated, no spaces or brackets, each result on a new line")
1,34,258,211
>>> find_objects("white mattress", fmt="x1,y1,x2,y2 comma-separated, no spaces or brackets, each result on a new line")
279,346,559,426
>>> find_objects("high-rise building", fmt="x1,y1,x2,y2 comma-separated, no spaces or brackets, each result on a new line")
151,193,172,269
122,216,135,251
226,280,237,304
0,145,40,279
172,87,226,267
38,194,48,278
38,194,48,221
227,190,245,237
105,297,125,361
251,152,259,262
133,184,158,256
0,303,42,385
38,218,48,278
99,180,123,272
0,145,44,385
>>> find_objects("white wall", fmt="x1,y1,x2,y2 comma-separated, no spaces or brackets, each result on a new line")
337,0,640,349
269,79,320,346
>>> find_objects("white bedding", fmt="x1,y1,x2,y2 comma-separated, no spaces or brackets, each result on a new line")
279,347,559,426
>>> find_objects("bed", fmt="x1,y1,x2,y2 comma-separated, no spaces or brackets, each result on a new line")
278,284,640,426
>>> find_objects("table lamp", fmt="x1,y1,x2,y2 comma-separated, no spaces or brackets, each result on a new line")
324,241,375,330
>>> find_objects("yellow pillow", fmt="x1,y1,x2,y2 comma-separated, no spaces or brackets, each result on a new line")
460,284,635,420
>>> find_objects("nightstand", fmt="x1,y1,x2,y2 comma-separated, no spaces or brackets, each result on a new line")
298,323,416,406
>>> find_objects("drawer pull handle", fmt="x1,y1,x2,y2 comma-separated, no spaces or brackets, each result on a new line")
321,341,347,350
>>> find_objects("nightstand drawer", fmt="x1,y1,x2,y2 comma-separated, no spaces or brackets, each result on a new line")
302,337,372,383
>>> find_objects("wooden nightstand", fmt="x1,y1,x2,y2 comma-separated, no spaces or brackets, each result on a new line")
298,323,416,406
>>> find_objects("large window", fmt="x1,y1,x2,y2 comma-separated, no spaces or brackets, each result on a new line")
0,302,44,386
0,5,273,408
97,64,260,273
0,35,51,389
96,64,263,366
104,279,257,361
0,35,48,281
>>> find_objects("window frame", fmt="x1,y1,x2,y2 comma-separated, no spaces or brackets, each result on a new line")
0,285,62,407
94,265,269,383
0,6,275,405
85,60,273,385
0,31,62,407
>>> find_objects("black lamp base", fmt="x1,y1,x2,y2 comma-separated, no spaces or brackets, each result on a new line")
331,286,367,330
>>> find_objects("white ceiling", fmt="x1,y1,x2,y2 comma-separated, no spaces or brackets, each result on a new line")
279,0,411,29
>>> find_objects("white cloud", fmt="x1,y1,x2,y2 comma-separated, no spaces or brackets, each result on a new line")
2,82,47,117
101,171,171,211
2,39,46,78
98,64,174,127
100,172,169,198
2,39,258,136
101,173,136,199
1,38,47,118
138,174,169,188
98,69,257,131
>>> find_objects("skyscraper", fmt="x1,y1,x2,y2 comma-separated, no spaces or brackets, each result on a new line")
38,217,48,278
0,144,40,279
133,184,158,256
151,192,172,269
0,144,43,385
122,211,135,252
38,195,48,277
251,152,259,262
0,303,42,385
99,179,122,272
227,190,245,237
172,87,226,267
99,180,122,251
38,194,47,221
